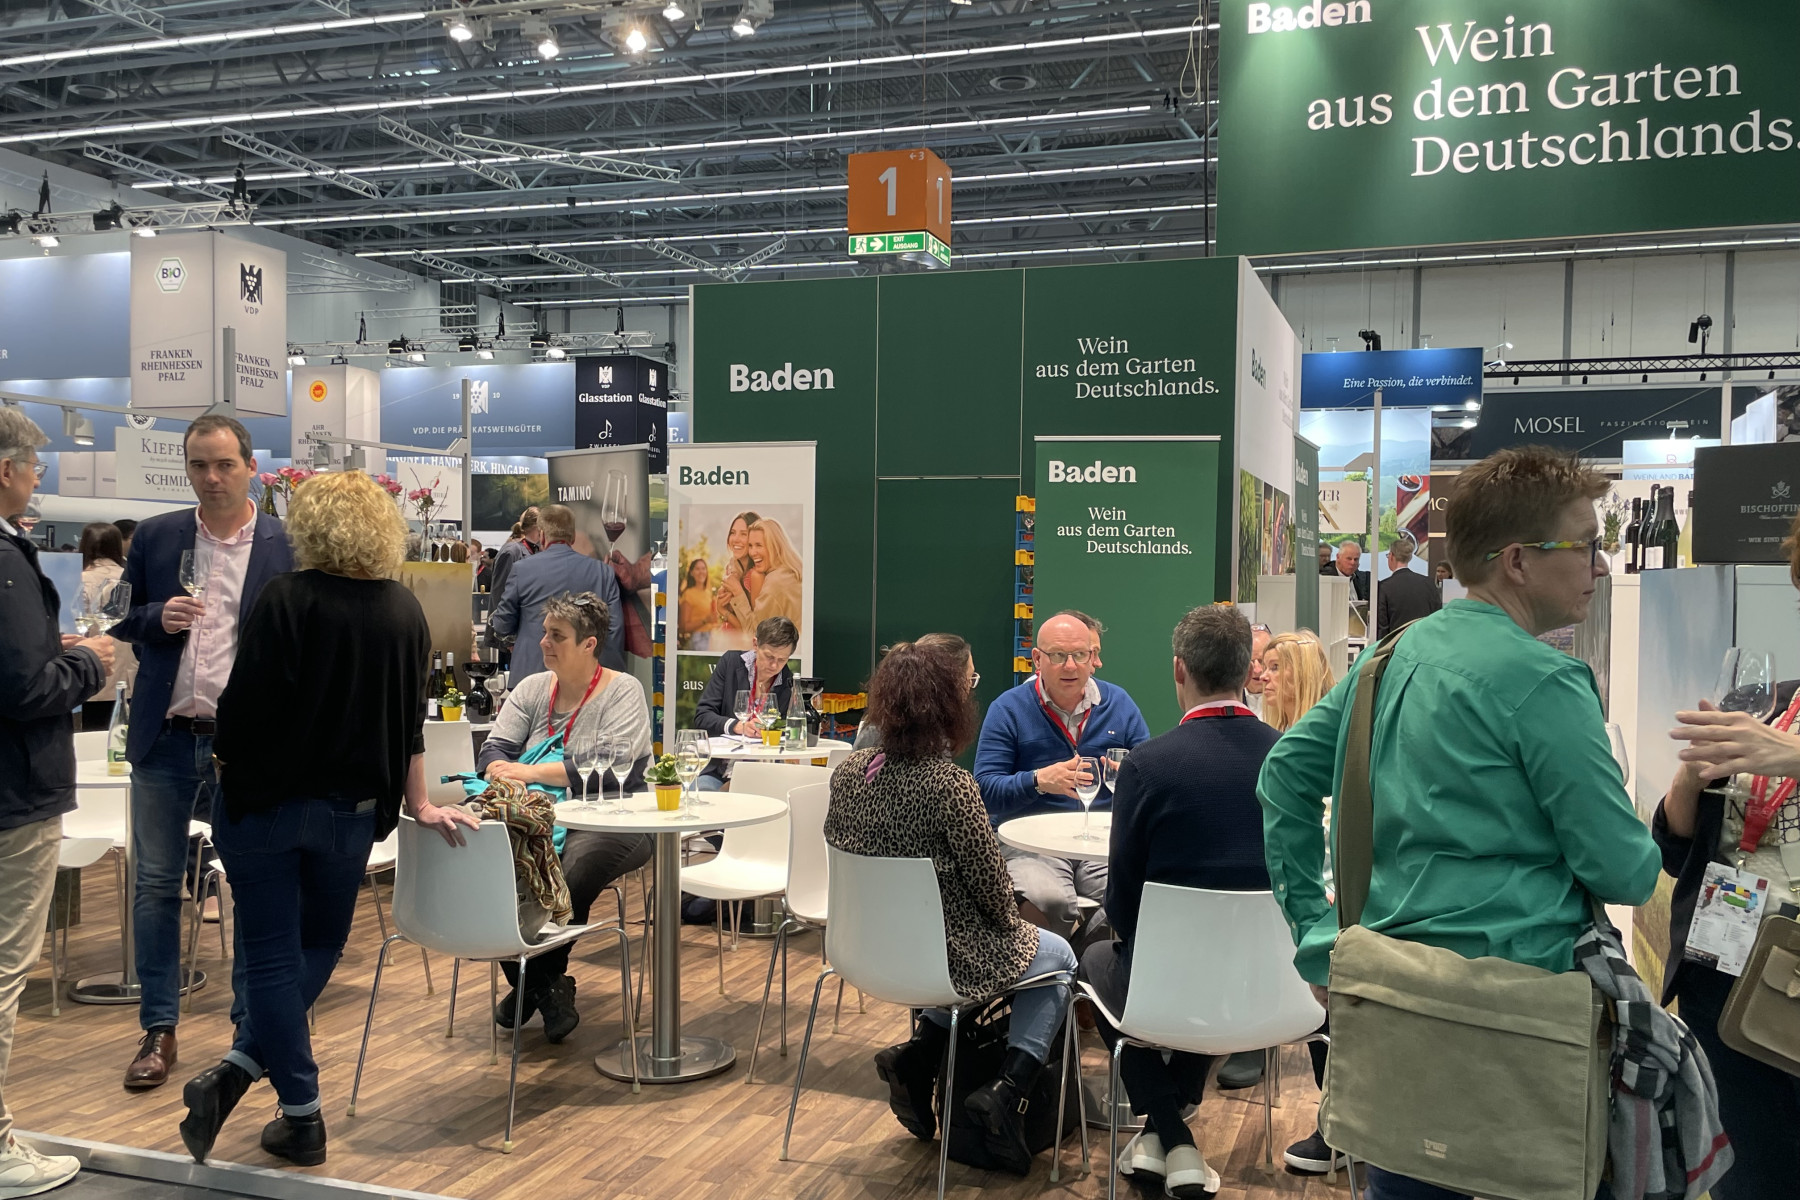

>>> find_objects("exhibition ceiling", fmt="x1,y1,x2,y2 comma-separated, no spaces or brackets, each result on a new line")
0,0,1218,305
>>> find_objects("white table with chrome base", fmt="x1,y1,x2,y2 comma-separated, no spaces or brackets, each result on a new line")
556,789,788,1083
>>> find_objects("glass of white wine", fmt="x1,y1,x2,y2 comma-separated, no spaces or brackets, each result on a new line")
178,549,207,600
1073,756,1103,841
674,730,709,817
77,578,131,637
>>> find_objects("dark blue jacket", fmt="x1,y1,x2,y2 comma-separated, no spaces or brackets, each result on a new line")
489,543,625,683
0,527,106,828
111,507,293,764
972,676,1148,826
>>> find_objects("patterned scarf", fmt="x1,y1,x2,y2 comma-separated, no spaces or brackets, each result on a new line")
1572,920,1732,1199
472,779,572,924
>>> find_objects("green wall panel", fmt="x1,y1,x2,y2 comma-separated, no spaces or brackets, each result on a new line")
876,269,1025,478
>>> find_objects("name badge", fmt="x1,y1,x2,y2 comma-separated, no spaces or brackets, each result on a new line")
1684,863,1772,977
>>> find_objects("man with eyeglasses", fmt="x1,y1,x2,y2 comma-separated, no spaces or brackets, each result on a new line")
0,407,114,1196
1244,622,1273,719
974,611,1147,940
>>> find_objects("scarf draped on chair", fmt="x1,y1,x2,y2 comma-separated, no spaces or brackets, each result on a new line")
472,778,572,924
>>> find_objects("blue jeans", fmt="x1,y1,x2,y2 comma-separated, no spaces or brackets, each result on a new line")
923,930,1076,1062
1365,1167,1614,1200
213,793,376,1114
131,728,246,1030
694,774,725,793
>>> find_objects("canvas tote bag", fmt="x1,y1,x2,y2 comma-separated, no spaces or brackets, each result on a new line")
1317,630,1611,1200
1719,913,1800,1078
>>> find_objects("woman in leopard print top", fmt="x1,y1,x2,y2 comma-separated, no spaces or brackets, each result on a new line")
825,640,1076,1174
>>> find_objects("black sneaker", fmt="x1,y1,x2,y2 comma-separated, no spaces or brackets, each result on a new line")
1213,1049,1265,1090
1283,1129,1346,1175
494,986,539,1030
539,975,580,1044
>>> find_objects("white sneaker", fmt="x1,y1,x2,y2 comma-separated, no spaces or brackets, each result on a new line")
1118,1130,1166,1178
0,1137,79,1199
1162,1144,1220,1198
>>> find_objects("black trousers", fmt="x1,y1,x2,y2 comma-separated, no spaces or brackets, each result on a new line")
1081,939,1214,1148
503,830,653,995
1675,964,1800,1199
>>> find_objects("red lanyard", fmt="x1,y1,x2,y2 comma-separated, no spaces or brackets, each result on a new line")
1035,676,1090,749
547,666,604,742
1181,702,1256,723
749,659,765,713
1743,690,1800,853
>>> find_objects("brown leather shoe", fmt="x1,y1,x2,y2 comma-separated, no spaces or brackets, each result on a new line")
124,1027,177,1090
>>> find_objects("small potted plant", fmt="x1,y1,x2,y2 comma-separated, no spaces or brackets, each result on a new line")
441,685,465,723
645,753,684,811
1600,494,1627,554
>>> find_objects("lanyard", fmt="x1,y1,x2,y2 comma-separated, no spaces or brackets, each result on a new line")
1181,701,1257,723
749,659,765,713
1035,676,1091,750
1742,690,1800,855
547,666,605,743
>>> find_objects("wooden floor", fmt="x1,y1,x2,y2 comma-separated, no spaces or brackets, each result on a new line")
9,863,1357,1200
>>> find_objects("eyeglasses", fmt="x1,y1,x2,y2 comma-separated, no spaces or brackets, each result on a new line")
11,458,47,480
1037,649,1093,666
1484,539,1599,566
1250,623,1272,634
969,671,981,689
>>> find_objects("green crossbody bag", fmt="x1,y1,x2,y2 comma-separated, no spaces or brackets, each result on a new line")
1317,630,1612,1200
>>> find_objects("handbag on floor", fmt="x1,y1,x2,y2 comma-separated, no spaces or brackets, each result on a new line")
938,996,1079,1173
1719,912,1800,1077
1317,630,1611,1200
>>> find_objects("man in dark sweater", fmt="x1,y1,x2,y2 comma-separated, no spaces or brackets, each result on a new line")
1374,534,1441,638
1081,604,1278,1197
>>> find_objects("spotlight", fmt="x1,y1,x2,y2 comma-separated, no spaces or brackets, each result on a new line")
1460,416,1477,429
445,11,475,41
624,25,648,52
731,11,756,35
545,345,567,360
33,235,58,248
1581,374,1588,384
133,226,156,238
529,332,550,350
1357,328,1382,351
476,345,495,360
330,354,349,366
63,408,94,447
457,332,479,353
92,203,124,232
407,350,426,363
388,336,408,355
663,1,685,17
287,348,307,365
1463,400,1481,411
0,211,18,236
1771,370,1778,380
1642,373,1649,383
523,18,560,58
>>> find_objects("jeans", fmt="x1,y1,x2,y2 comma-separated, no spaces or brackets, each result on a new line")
694,774,725,793
0,817,60,1144
999,843,1108,946
922,930,1076,1063
1675,964,1800,1198
1365,1168,1616,1199
503,830,652,995
131,728,246,1030
213,793,376,1114
1081,938,1212,1147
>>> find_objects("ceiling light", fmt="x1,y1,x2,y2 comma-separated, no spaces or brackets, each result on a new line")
133,226,156,237
663,1,684,17
444,11,474,41
1463,400,1481,411
624,25,648,52
544,345,567,360
33,235,57,248
457,332,479,352
63,409,95,447
92,203,123,231
287,349,307,365
476,345,495,360
523,18,559,59
731,12,755,35
407,350,427,363
387,336,408,355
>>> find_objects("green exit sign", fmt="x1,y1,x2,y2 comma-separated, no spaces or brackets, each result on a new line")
846,231,951,267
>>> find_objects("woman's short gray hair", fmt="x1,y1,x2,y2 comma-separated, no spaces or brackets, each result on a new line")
0,407,48,467
542,591,611,652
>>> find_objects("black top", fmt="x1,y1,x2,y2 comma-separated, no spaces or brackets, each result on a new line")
215,570,430,836
1104,712,1280,948
0,529,105,829
693,649,792,780
1375,566,1443,638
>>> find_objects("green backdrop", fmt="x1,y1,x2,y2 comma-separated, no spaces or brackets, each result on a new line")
691,257,1242,709
1218,0,1800,255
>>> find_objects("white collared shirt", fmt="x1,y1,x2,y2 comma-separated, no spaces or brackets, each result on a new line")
169,503,258,719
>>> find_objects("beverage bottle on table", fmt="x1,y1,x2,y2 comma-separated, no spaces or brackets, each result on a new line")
784,689,808,748
427,653,442,719
106,681,128,776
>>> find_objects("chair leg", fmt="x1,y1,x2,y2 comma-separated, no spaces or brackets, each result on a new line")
446,959,461,1036
1262,1048,1276,1170
48,898,62,1019
368,874,389,939
181,873,206,1015
503,953,526,1153
833,976,845,1032
1052,993,1073,1183
1346,1155,1365,1200
936,1006,961,1200
779,967,837,1162
1271,1042,1282,1106
489,963,500,1066
610,931,640,1093
746,921,783,1084
215,875,227,960
730,900,741,951
714,903,726,996
1108,1039,1126,1200
348,933,401,1117
780,926,790,1053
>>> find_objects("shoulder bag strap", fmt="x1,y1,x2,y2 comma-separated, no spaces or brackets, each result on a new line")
1335,626,1411,931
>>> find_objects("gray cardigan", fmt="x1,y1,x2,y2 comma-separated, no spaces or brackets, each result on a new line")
478,668,653,793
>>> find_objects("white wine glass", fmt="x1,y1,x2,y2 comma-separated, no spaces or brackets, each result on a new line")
572,741,601,812
1073,756,1103,841
609,744,635,813
1604,723,1630,788
1104,746,1128,790
732,688,752,739
178,549,206,599
95,577,130,635
674,729,709,817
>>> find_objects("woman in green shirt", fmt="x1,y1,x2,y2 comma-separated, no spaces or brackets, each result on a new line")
1258,446,1660,1200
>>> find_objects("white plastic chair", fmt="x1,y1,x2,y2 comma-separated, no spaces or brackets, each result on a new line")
348,814,639,1152
781,848,1081,1199
746,781,830,1082
45,837,112,1016
363,830,433,992
423,720,476,808
680,761,825,994
1069,884,1330,1200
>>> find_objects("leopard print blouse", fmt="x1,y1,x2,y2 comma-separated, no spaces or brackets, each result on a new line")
825,748,1039,1001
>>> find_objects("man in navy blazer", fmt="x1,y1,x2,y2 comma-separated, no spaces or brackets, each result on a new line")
489,503,623,683
110,415,292,1092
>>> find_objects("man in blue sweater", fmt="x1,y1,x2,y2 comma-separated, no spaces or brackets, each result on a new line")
973,611,1148,937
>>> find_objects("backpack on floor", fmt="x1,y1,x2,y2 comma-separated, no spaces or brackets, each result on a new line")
939,995,1080,1173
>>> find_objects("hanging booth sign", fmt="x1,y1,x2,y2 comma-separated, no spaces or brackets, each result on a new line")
1301,347,1484,409
289,363,382,469
114,425,194,502
574,355,671,472
1470,387,1721,459
129,230,287,417
1692,442,1800,564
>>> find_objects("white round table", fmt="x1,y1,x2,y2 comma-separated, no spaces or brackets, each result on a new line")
705,737,851,764
75,760,131,787
996,810,1111,862
556,789,788,1084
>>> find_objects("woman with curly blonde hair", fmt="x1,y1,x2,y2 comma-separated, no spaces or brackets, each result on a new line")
1260,631,1335,733
180,471,476,1169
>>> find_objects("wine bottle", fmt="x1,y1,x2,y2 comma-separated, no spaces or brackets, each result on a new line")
427,653,442,719
1659,487,1682,568
444,650,459,713
106,681,128,777
1640,490,1662,570
1678,489,1695,568
1623,497,1642,574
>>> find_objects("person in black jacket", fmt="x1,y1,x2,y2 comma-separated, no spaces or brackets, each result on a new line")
0,408,112,1195
1080,603,1277,1198
691,615,797,790
177,471,476,1170
1374,535,1441,638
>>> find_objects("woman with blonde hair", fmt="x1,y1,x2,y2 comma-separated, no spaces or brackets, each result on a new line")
722,516,803,635
178,471,477,1169
1260,631,1335,733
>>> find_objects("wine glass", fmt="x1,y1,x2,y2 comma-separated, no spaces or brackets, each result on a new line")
78,577,130,636
609,744,635,812
1714,648,1776,720
1073,756,1103,841
601,470,629,547
178,549,207,599
732,689,751,737
1604,723,1630,788
572,740,601,812
674,729,709,816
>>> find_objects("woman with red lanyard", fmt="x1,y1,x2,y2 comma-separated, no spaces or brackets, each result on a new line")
1662,562,1800,1196
478,591,654,1045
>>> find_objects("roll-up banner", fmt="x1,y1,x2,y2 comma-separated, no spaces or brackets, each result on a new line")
547,445,656,680
1033,436,1221,734
665,441,816,744
129,230,287,417
1294,436,1321,632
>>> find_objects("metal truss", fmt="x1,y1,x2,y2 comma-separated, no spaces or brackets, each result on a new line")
84,143,232,202
291,331,656,358
410,250,511,290
451,132,680,183
81,0,162,35
531,247,622,286
220,129,383,199
376,118,522,191
3,200,252,238
646,237,786,282
355,305,479,323
1488,353,1800,379
289,252,415,294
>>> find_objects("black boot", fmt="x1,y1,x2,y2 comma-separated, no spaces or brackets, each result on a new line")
178,1060,255,1163
494,969,541,1030
538,975,580,1044
260,1111,327,1167
963,1047,1042,1176
873,1017,950,1141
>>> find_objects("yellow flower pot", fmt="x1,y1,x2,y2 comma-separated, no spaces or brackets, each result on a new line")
760,728,782,747
655,785,682,812
442,706,463,722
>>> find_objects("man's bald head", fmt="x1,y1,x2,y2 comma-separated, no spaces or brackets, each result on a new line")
1033,613,1100,711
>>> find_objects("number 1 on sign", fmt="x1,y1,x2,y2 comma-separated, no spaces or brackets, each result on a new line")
878,166,897,217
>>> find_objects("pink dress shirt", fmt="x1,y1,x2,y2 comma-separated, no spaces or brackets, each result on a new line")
169,504,257,719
